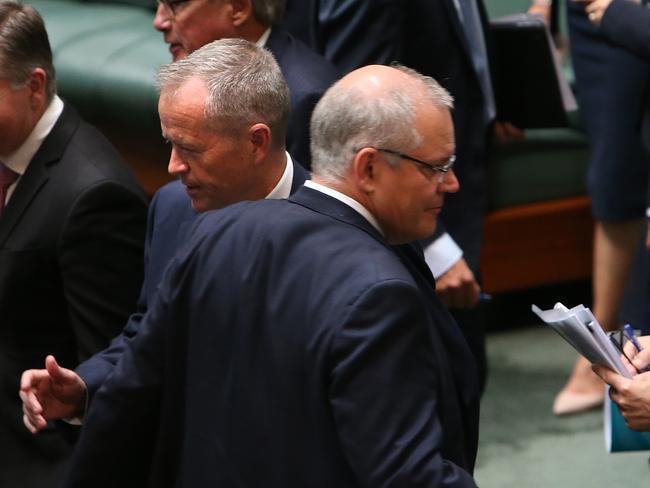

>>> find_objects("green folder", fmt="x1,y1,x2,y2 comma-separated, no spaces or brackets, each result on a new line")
605,390,650,452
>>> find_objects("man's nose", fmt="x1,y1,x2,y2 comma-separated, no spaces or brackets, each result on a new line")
167,148,189,176
438,168,459,193
153,2,171,31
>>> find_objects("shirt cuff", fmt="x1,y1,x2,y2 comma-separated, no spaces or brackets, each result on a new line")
423,233,463,278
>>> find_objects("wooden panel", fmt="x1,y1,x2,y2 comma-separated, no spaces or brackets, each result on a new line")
481,196,594,293
101,126,174,197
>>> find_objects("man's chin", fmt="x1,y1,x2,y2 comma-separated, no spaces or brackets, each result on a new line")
170,45,187,61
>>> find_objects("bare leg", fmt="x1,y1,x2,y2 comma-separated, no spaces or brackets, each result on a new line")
554,218,644,415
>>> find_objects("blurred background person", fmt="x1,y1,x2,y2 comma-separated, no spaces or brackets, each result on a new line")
0,2,147,486
153,0,338,168
529,0,650,416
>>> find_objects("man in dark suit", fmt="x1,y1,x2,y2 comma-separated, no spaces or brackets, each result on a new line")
21,39,309,434
282,0,500,391
0,2,148,487
61,63,480,488
152,0,338,168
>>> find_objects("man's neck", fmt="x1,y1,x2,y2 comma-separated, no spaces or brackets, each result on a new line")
239,20,269,44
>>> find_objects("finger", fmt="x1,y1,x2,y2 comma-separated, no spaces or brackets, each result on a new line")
45,355,76,385
22,412,47,434
19,389,44,416
22,402,47,430
593,365,629,390
632,348,650,370
23,413,38,434
20,369,48,392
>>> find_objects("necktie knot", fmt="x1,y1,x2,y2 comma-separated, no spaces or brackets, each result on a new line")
0,162,19,217
0,162,19,191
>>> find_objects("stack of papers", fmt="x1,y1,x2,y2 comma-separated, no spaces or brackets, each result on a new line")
532,303,631,378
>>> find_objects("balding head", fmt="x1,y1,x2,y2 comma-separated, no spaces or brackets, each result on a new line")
310,64,453,182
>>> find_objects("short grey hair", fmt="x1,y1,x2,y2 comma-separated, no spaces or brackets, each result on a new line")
310,65,454,181
157,38,290,146
251,0,285,26
0,0,56,101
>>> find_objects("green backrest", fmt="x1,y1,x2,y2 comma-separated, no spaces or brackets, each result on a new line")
483,0,590,210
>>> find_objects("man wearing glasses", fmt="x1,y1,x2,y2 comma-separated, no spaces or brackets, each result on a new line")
154,0,338,169
61,63,480,488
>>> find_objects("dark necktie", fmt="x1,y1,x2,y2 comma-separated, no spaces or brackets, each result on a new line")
457,0,496,124
0,162,19,217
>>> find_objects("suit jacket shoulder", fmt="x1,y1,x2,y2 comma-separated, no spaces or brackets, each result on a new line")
266,28,340,168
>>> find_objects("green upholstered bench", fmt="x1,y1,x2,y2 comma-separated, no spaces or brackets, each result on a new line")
482,0,594,293
28,0,173,194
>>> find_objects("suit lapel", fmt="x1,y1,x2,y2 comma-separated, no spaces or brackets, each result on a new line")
0,102,79,246
392,242,479,419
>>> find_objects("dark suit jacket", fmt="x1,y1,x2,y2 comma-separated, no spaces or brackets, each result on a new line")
0,102,147,488
75,159,309,400
266,28,340,169
62,187,479,488
284,0,492,273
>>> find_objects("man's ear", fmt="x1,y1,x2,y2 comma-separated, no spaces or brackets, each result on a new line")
27,68,48,110
353,148,382,194
231,0,253,27
249,123,272,164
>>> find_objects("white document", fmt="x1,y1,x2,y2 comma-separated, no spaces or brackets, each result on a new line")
532,302,631,378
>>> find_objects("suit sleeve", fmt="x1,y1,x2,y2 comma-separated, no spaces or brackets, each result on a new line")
75,187,161,401
58,180,147,363
329,280,477,487
601,0,650,61
315,0,405,73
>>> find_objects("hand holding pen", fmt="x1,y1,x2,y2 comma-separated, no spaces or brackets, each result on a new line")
621,325,650,375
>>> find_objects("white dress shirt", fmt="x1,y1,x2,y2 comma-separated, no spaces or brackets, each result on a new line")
1,95,64,206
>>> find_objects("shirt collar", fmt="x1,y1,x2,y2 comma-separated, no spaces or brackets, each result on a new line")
265,152,294,200
303,180,384,236
255,27,272,47
2,95,64,175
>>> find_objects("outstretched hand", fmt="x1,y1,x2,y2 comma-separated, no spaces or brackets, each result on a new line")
19,355,87,434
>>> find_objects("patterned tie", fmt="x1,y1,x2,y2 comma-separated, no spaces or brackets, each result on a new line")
0,162,19,217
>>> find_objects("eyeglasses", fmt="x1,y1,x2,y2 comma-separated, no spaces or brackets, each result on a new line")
375,148,455,183
157,0,191,16
608,328,643,374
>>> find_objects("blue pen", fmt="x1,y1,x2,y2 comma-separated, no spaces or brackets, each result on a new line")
623,324,643,353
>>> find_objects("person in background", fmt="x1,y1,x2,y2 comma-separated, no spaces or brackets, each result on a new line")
0,2,148,487
530,0,650,416
153,0,338,168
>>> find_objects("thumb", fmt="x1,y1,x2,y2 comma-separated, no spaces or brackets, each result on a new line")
45,355,75,384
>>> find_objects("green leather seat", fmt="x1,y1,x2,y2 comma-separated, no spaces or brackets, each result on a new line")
29,0,166,134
